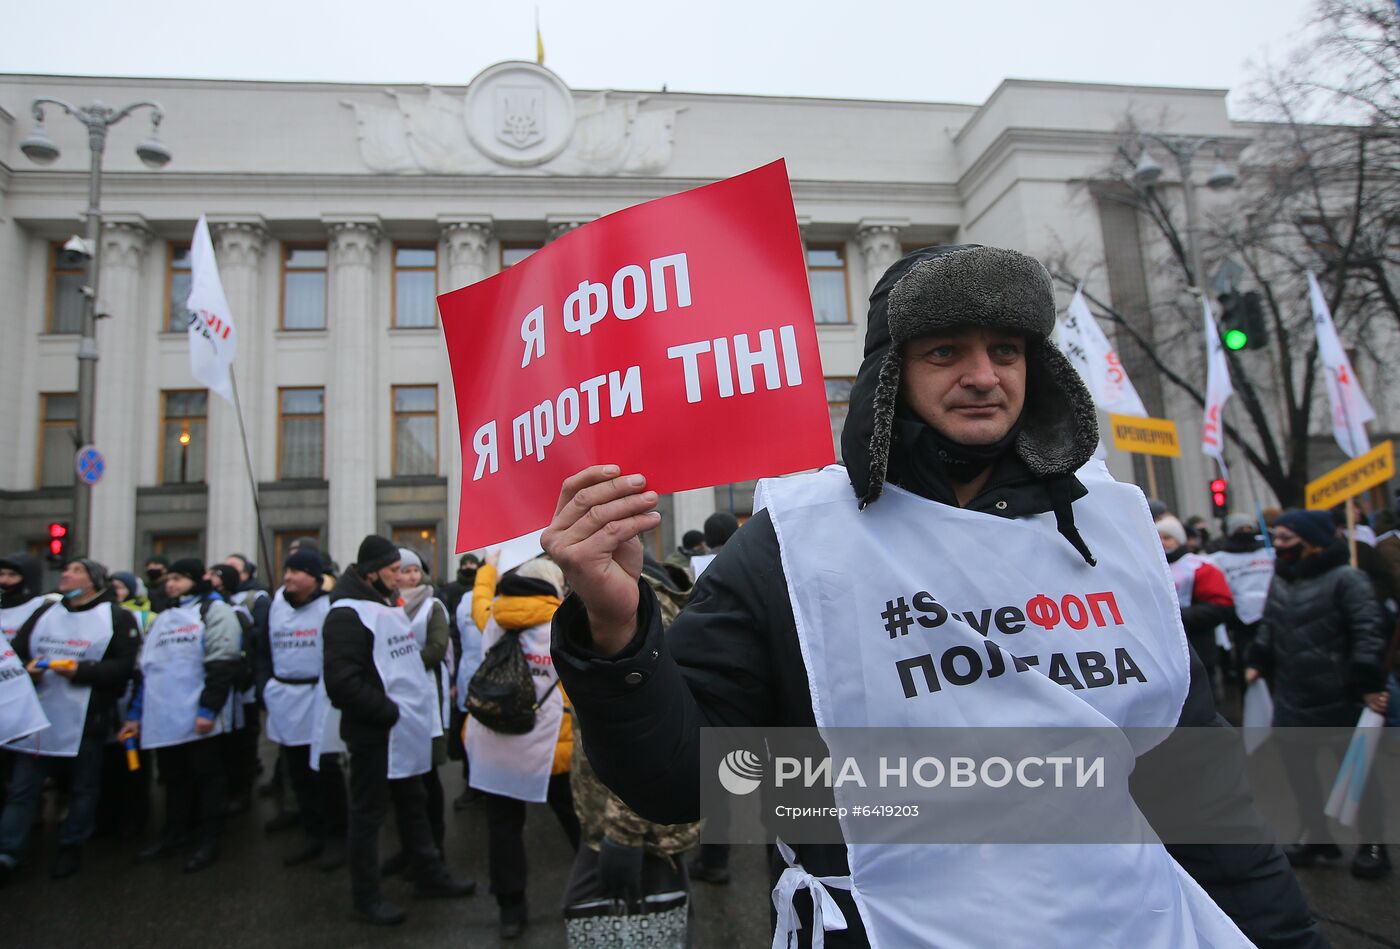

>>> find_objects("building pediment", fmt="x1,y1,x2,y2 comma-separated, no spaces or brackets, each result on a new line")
340,61,682,176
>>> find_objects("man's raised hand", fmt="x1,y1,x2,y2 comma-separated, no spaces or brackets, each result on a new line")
542,465,660,655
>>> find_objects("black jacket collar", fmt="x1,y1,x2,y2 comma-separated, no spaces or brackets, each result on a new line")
329,567,391,605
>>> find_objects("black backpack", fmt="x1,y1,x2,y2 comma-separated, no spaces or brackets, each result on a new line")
465,629,558,735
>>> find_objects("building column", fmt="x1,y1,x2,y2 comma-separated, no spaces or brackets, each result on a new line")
204,219,269,564
547,214,594,243
856,220,905,296
89,217,151,569
438,217,494,554
325,216,382,560
669,489,716,551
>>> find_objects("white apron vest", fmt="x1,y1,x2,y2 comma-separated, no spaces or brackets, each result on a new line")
308,676,346,768
406,597,452,731
263,589,332,747
455,593,482,713
466,617,563,803
755,464,1250,949
1168,552,1209,609
6,603,114,757
1208,549,1275,626
138,602,232,750
2,597,50,643
337,600,440,779
0,641,49,747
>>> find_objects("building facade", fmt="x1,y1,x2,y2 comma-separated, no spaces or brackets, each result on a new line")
1,64,1393,577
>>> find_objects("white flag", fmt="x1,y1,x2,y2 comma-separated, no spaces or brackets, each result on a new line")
1201,295,1233,477
1308,272,1374,458
1057,288,1148,417
185,215,237,405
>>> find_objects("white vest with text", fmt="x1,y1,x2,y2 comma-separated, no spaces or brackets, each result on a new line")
6,603,114,757
264,589,332,747
755,463,1250,948
138,601,232,750
0,638,50,747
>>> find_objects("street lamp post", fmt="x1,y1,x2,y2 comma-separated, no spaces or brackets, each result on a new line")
1131,133,1237,293
19,100,171,557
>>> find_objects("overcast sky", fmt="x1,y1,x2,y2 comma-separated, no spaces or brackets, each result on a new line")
8,0,1318,112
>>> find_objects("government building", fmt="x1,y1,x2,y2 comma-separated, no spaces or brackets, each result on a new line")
1,62,1390,577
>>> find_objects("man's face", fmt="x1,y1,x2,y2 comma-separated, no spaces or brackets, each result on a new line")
58,562,93,596
144,561,165,581
1272,526,1303,554
1159,533,1180,554
369,562,401,591
224,556,250,584
283,568,317,600
165,573,195,599
205,569,224,592
0,567,22,589
901,328,1027,445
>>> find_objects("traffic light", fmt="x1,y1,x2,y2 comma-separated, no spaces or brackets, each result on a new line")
1209,479,1229,518
47,522,68,565
1219,291,1269,351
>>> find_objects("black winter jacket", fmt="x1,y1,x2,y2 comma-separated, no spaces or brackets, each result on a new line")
555,494,1324,949
13,588,140,741
323,568,400,745
1247,542,1387,727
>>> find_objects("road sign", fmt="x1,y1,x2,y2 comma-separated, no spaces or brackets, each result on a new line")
1108,414,1181,458
75,445,105,486
1306,441,1395,510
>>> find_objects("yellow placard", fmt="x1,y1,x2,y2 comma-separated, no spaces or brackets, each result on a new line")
1305,441,1395,510
1108,414,1181,458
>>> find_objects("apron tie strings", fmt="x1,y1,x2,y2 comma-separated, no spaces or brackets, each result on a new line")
771,839,853,949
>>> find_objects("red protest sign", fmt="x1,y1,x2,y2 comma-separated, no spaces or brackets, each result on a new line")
439,159,834,552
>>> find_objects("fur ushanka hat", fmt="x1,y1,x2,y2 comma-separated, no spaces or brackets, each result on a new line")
844,245,1099,508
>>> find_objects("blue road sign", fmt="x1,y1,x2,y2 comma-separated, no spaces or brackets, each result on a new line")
75,445,105,485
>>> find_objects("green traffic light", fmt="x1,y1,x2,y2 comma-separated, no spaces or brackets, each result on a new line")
1224,328,1249,351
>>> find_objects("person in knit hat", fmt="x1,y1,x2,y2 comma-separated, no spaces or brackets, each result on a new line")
1156,514,1235,692
1247,510,1391,878
544,244,1323,947
0,557,139,883
122,556,244,874
322,535,474,925
466,551,576,940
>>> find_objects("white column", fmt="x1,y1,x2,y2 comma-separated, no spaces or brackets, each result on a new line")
438,217,494,554
204,220,269,563
669,489,716,548
856,221,905,296
325,216,382,558
547,214,594,243
89,217,151,569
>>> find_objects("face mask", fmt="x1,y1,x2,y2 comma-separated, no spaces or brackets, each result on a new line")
1275,545,1303,564
146,569,164,585
63,588,85,600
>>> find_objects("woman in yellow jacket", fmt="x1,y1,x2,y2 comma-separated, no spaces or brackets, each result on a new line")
465,554,578,940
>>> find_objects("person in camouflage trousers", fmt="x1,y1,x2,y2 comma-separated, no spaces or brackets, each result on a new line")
562,555,700,947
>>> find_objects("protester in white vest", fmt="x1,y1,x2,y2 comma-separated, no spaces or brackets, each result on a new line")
0,557,138,883
450,553,484,811
1157,514,1236,696
322,535,474,926
263,547,346,871
547,245,1325,948
0,553,52,644
1209,514,1276,692
121,557,244,874
386,547,452,872
467,554,580,940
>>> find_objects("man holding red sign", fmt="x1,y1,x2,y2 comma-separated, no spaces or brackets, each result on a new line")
544,244,1323,947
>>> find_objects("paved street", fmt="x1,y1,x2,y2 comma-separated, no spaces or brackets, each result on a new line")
0,741,1394,948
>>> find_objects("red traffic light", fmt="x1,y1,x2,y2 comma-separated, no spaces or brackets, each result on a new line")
48,538,63,556
48,522,67,539
1209,479,1228,514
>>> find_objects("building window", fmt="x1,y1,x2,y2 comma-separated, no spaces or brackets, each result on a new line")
807,246,850,324
160,390,208,484
281,246,327,330
167,244,193,332
278,387,325,479
500,244,541,270
273,529,324,573
826,378,855,462
392,385,438,476
47,244,85,334
37,393,78,487
393,246,438,328
391,525,438,578
151,533,201,561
